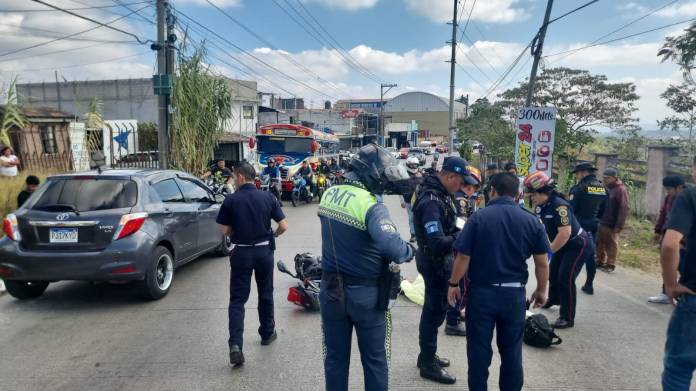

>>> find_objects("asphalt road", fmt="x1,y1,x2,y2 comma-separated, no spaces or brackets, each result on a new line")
0,179,678,390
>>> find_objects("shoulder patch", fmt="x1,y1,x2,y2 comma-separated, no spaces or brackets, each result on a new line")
557,205,570,225
424,220,440,234
379,219,397,234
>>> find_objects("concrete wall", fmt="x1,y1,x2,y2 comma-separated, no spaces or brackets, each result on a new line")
387,111,448,138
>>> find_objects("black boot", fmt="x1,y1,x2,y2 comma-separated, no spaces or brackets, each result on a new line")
581,284,594,295
261,330,277,346
229,345,245,366
552,318,574,329
444,322,467,336
419,361,456,384
417,354,450,368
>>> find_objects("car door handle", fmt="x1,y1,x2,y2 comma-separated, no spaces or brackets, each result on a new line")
163,208,174,217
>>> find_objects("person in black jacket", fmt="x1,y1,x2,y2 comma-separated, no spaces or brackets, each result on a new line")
17,175,40,208
569,162,607,295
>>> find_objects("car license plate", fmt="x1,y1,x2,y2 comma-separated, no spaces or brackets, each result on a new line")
49,228,78,243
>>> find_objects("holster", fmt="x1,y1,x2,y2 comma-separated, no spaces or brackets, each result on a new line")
376,260,391,311
269,236,277,251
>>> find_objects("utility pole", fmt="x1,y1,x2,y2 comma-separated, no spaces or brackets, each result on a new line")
155,0,169,169
380,83,396,147
165,4,175,166
526,0,553,107
447,0,458,155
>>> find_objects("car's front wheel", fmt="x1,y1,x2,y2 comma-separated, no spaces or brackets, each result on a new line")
139,246,174,300
4,280,49,300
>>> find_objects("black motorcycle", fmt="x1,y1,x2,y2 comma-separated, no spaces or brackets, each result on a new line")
277,253,322,311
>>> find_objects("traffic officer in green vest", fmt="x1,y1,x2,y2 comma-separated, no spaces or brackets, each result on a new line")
318,143,415,391
414,156,471,385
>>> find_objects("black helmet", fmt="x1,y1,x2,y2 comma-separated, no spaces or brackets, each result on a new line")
349,143,409,195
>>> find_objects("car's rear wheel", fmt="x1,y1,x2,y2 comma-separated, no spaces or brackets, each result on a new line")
4,280,49,300
139,246,174,300
215,234,233,256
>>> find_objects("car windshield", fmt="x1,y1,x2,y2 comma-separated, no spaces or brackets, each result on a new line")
409,149,423,155
258,136,313,154
30,178,138,212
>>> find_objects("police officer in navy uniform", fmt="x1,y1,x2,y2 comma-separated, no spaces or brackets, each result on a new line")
569,162,607,295
448,172,550,391
525,171,595,329
318,143,415,391
413,156,471,384
216,162,289,366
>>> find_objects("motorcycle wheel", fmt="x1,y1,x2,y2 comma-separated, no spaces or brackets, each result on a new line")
291,192,298,207
317,188,324,202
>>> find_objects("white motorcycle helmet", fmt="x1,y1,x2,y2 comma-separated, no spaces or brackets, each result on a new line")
406,156,420,174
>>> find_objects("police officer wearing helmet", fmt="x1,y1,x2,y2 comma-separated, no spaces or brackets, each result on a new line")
525,171,595,329
569,162,607,295
318,143,415,391
216,163,289,366
413,156,470,384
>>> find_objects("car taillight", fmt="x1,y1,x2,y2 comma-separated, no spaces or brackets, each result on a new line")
3,214,21,241
113,213,148,240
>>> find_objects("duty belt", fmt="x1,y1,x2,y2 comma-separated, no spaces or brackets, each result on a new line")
324,272,379,287
235,241,270,247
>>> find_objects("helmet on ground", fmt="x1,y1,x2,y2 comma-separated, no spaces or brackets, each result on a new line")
523,171,555,192
349,143,409,195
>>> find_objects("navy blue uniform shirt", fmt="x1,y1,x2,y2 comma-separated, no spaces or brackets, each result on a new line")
413,175,458,258
569,174,607,219
536,193,581,243
216,183,285,245
454,196,550,285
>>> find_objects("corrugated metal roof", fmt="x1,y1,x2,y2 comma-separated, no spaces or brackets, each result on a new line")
0,105,75,119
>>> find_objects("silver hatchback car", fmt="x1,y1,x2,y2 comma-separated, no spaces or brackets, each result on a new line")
0,169,232,300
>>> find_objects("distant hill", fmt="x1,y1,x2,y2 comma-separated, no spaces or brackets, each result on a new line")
598,129,682,140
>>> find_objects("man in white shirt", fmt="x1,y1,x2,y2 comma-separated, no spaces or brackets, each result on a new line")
0,146,20,177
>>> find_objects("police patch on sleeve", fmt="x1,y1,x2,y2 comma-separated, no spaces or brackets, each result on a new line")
424,221,440,234
379,219,397,234
557,206,570,225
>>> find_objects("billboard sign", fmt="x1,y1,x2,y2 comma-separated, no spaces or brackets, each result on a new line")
514,107,556,179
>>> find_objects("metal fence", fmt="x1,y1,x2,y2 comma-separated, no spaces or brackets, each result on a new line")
100,121,159,169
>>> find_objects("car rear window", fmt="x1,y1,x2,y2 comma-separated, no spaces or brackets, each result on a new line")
31,178,137,212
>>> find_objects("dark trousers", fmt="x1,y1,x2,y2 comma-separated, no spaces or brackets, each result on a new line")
577,218,598,286
663,295,696,390
548,234,594,321
416,252,449,361
228,246,275,349
465,285,526,391
320,277,390,391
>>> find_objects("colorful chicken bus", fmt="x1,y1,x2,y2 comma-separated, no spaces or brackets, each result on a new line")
253,124,339,194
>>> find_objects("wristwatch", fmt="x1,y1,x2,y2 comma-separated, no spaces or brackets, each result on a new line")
448,280,459,288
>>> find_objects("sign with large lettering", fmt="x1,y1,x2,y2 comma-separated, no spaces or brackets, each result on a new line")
514,107,556,178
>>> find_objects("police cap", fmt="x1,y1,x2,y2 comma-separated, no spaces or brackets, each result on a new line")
442,156,470,178
571,162,597,173
663,175,685,188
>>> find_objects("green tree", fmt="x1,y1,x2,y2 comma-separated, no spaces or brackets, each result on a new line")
606,125,647,160
137,122,158,151
456,98,515,162
170,45,232,174
499,67,639,161
658,83,696,159
0,77,27,148
659,22,696,84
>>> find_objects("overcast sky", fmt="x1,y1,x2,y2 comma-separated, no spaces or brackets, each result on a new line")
0,0,693,129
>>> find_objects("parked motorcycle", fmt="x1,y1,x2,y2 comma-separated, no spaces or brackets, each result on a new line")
290,174,313,207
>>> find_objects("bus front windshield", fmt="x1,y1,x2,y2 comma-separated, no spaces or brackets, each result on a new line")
258,136,313,154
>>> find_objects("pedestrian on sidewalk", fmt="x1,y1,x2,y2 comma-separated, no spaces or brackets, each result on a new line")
526,171,595,329
448,172,550,391
413,156,472,385
318,144,414,391
649,175,686,304
216,162,289,366
661,157,696,390
596,167,629,273
569,162,607,295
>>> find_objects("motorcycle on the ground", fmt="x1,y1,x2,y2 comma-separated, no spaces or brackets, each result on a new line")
290,174,313,207
277,253,322,311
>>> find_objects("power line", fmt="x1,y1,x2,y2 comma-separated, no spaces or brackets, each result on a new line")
0,4,151,58
0,1,150,13
455,62,487,91
0,51,150,73
544,16,696,58
545,0,680,64
547,0,601,25
174,10,338,100
29,0,152,44
271,0,382,83
483,41,533,98
457,45,495,84
292,0,384,82
110,0,155,25
459,33,503,77
0,23,140,44
458,0,477,44
202,0,349,98
0,41,134,63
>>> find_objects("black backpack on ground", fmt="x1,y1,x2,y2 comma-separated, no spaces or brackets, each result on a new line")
524,313,562,348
